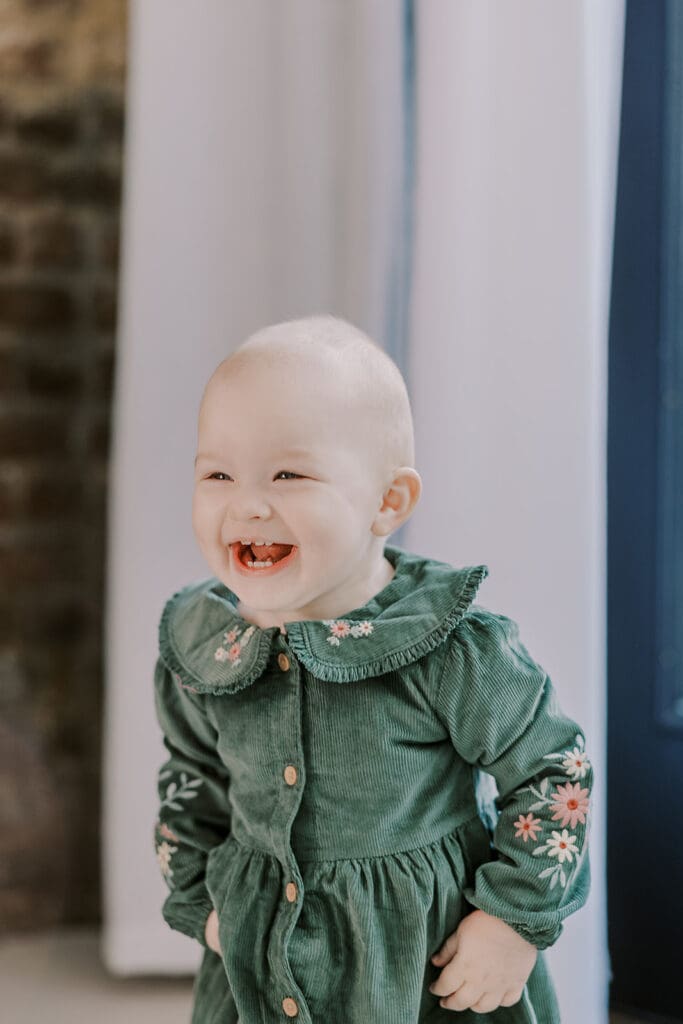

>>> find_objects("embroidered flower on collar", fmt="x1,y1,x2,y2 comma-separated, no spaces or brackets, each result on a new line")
322,618,374,646
214,623,257,666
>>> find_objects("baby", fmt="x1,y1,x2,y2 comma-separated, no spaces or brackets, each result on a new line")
153,315,592,1024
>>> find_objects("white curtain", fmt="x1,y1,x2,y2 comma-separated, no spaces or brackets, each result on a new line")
102,0,409,977
104,2,623,1021
404,4,624,1020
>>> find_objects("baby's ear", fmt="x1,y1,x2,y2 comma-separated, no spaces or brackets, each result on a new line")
372,468,422,536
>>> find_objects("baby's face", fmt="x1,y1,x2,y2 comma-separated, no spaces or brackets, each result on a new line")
192,358,391,624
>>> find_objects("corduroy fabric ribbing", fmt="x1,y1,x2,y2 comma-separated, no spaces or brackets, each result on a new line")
152,544,591,1024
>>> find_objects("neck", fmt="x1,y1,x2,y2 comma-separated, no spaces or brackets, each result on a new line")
237,548,396,631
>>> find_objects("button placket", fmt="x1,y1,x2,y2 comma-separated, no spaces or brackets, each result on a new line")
273,638,310,1022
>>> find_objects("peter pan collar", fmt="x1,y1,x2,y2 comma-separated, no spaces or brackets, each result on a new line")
158,543,489,695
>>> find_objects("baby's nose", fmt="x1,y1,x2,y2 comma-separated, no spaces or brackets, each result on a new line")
227,491,273,520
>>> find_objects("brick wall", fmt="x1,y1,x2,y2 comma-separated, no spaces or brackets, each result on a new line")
0,0,127,932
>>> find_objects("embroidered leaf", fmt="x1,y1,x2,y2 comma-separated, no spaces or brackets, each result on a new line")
538,866,556,879
159,770,173,780
559,868,567,887
166,782,177,798
540,778,549,795
533,845,549,856
528,801,546,812
183,791,198,799
166,801,183,810
543,752,564,762
550,870,559,890
180,773,187,785
186,778,203,788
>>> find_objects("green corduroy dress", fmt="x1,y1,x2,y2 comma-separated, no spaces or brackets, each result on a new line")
153,544,592,1024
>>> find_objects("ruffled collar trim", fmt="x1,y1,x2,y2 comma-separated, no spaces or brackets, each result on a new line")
158,544,489,694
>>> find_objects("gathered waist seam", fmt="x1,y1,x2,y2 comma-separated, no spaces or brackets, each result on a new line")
230,808,483,865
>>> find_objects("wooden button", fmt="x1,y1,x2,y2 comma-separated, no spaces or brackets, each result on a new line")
282,997,299,1017
283,765,298,785
277,653,290,672
285,881,297,902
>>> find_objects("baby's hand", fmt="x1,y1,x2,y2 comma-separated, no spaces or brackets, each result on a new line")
204,908,222,955
428,909,537,1013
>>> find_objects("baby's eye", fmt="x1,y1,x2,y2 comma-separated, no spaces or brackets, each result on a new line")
206,471,302,482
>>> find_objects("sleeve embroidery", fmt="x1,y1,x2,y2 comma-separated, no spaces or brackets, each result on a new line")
155,838,178,883
511,737,592,891
154,769,205,890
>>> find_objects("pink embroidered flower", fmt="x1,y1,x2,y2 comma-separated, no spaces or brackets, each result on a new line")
545,829,579,864
550,782,590,828
159,823,179,842
227,643,241,662
513,813,542,843
330,621,352,638
224,628,239,644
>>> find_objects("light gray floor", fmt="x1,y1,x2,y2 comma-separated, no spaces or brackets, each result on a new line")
0,928,194,1024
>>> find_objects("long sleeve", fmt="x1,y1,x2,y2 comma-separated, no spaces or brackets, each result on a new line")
436,607,593,951
152,655,232,948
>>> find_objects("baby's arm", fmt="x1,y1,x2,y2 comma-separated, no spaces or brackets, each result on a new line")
153,656,231,951
431,608,593,1011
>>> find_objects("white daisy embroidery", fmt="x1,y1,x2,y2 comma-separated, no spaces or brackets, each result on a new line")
156,839,177,880
542,829,579,864
531,829,580,889
560,746,591,781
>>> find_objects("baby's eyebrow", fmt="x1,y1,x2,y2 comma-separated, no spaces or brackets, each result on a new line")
194,447,314,466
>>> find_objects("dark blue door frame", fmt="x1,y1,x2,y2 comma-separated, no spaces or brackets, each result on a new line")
608,2,683,1019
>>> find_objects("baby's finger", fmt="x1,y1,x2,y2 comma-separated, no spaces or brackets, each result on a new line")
438,981,483,1012
470,991,502,1014
428,963,466,1000
499,986,525,1007
430,930,459,966
428,966,464,999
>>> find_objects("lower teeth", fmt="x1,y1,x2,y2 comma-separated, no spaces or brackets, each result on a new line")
247,560,273,568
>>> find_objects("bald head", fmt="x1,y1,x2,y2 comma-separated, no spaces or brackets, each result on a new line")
202,315,416,488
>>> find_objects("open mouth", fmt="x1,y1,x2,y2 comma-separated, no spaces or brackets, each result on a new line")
229,541,298,577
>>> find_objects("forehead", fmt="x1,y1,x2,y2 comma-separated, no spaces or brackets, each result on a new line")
200,360,362,436
198,360,366,449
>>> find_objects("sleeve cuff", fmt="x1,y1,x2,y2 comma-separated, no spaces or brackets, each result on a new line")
503,918,563,951
162,894,216,950
463,890,564,952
